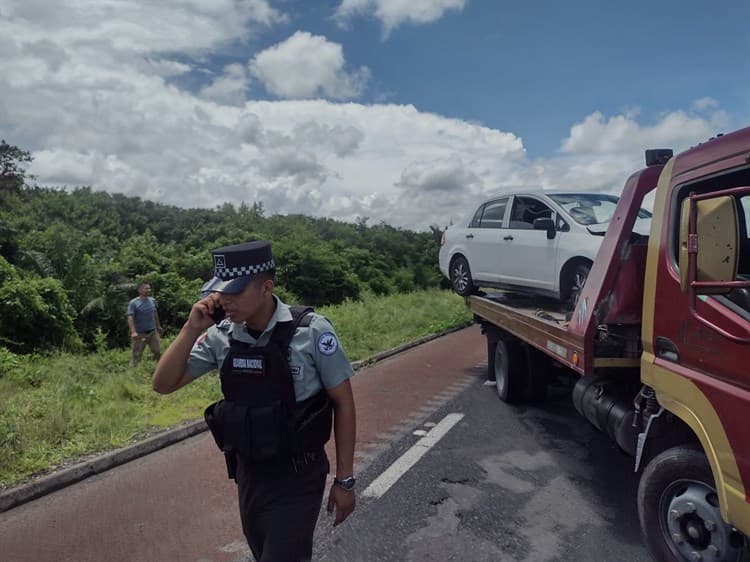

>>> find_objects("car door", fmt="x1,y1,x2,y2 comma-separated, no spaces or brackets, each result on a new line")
466,197,510,282
500,195,559,290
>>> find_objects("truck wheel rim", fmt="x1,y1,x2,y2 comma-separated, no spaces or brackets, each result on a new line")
660,479,743,561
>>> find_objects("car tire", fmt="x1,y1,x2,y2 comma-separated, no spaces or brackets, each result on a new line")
450,256,476,297
637,445,748,562
564,262,591,310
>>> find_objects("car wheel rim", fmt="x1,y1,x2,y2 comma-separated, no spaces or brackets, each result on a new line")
452,263,468,292
659,479,744,561
569,269,588,306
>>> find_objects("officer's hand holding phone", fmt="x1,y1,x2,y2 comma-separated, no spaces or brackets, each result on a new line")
186,294,224,332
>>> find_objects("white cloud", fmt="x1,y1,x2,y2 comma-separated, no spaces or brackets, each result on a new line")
250,32,369,99
0,1,735,232
692,97,720,111
200,63,251,105
335,0,466,35
560,109,728,155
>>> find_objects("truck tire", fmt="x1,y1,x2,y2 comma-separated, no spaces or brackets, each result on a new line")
638,445,748,562
486,332,499,382
450,255,476,297
494,339,527,404
524,346,549,403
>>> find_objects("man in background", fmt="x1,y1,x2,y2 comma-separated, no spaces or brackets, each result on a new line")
127,281,163,367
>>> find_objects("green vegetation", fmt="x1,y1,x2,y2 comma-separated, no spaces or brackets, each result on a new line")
0,141,448,354
0,289,471,488
0,141,465,488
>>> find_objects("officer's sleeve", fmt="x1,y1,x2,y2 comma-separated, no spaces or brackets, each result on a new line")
126,300,135,316
186,326,220,379
309,315,354,389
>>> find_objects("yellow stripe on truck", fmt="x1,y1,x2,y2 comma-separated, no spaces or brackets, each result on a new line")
641,358,749,534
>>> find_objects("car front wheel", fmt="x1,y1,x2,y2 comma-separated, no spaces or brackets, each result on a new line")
450,256,476,297
564,262,591,310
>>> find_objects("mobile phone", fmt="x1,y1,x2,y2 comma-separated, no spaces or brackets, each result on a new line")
210,304,226,324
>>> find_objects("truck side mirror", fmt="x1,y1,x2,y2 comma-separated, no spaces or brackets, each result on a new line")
533,217,556,240
679,195,738,294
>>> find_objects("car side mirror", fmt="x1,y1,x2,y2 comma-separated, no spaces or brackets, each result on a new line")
533,217,556,239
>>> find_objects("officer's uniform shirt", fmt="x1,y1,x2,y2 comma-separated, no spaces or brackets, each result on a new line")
187,296,354,401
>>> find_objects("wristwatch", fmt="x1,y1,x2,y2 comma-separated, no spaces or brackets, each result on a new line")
334,476,356,491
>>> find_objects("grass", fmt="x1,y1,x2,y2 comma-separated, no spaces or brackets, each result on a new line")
0,288,471,488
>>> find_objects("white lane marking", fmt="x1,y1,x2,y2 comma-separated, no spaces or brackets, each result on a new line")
362,412,464,498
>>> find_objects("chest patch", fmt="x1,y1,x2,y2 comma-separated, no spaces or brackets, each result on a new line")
317,332,339,356
231,356,265,376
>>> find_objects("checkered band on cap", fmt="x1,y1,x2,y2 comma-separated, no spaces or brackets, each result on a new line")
215,258,275,280
210,240,275,284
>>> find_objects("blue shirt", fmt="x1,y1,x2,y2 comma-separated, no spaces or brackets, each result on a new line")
127,297,158,334
187,296,354,401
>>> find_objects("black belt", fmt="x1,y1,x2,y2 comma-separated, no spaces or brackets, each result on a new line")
290,450,322,473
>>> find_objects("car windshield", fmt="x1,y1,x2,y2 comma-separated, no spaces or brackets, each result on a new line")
548,193,652,225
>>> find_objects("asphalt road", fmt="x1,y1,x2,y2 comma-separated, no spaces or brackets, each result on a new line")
314,374,652,562
0,325,652,561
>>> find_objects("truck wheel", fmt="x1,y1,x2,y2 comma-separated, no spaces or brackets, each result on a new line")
450,256,476,297
638,445,747,562
494,339,527,403
524,346,549,403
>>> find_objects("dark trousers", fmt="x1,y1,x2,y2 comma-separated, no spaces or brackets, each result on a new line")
235,451,329,562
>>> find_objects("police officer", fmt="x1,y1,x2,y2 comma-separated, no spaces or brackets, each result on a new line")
152,241,356,562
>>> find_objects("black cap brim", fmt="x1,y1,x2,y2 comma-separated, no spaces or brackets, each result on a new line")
200,275,254,295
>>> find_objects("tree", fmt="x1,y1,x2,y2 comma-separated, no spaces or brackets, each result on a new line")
0,140,33,193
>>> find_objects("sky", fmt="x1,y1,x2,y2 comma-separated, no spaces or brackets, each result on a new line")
1,0,748,230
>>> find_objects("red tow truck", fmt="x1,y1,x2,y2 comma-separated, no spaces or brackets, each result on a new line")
467,126,750,562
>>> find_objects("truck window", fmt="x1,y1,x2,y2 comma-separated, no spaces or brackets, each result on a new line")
671,168,750,317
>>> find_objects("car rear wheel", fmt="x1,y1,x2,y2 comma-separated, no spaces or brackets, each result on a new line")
450,256,476,297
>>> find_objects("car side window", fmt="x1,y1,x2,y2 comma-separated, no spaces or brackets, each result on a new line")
509,196,553,230
477,198,508,229
469,204,485,228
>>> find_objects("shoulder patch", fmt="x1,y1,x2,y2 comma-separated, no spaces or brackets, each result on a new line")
192,331,208,349
317,332,339,356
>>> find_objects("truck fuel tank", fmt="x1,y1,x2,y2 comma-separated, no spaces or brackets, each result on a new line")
572,374,640,456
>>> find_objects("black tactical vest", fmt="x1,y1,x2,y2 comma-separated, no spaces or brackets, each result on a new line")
204,306,333,467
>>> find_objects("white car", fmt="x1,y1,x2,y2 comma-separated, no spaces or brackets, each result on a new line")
438,191,652,306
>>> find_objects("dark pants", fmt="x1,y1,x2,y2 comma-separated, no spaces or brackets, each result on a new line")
235,451,329,562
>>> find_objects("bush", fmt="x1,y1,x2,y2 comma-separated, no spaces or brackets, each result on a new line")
0,260,81,353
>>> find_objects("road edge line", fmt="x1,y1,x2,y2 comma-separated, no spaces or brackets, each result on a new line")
362,412,464,499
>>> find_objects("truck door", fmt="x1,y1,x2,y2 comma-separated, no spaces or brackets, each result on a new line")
645,164,750,533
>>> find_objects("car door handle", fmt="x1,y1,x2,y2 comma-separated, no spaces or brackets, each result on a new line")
503,235,514,241
465,234,474,239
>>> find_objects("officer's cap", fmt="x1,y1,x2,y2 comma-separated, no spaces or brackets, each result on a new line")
201,241,275,294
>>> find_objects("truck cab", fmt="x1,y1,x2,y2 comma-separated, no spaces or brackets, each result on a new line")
467,127,750,562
